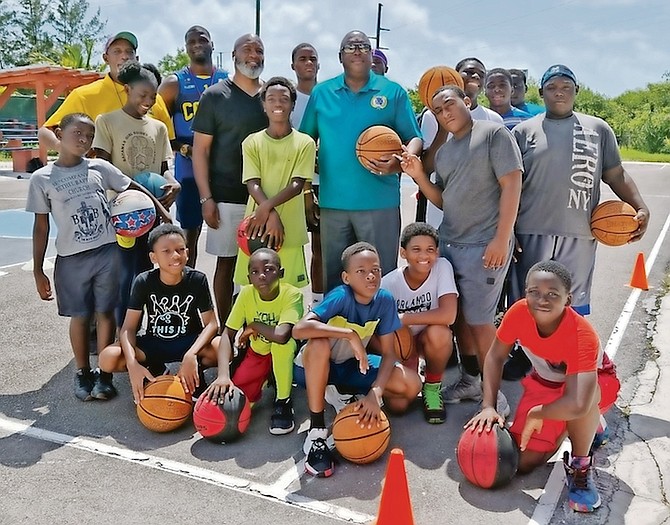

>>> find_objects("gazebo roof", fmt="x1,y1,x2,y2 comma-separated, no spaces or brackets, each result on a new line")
0,64,103,88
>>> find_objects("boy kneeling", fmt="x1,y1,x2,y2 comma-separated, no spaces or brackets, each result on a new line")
293,242,422,478
466,261,619,513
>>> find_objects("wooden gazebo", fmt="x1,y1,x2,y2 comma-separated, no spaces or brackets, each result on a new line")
0,64,103,161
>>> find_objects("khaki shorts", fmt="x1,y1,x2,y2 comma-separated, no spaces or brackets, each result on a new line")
204,202,246,257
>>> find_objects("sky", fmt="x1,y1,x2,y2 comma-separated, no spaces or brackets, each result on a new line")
87,0,669,97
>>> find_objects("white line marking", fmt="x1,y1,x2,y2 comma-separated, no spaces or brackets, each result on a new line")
0,256,54,271
0,416,374,524
527,211,670,525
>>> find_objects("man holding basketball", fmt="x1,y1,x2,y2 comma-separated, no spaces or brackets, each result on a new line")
300,30,422,293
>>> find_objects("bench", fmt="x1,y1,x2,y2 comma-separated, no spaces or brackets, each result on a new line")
0,121,42,172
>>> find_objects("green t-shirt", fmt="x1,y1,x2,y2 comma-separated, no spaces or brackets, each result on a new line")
225,283,304,355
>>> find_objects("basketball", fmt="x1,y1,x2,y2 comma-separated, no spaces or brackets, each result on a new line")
134,171,168,197
456,425,519,489
590,200,638,246
332,403,391,464
392,326,415,362
136,375,193,433
418,66,465,109
110,189,156,238
193,386,252,443
355,125,403,172
236,215,270,256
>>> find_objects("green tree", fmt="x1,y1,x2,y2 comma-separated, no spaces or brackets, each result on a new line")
51,0,106,53
158,48,190,76
407,87,424,114
0,0,21,67
16,0,55,64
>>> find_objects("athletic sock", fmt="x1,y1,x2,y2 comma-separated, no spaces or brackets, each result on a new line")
571,455,591,469
425,371,442,384
461,355,481,377
310,410,325,429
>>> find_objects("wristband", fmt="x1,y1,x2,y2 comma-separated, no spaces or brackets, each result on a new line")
371,385,384,407
199,196,212,205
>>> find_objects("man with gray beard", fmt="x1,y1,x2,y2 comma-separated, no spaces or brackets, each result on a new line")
192,34,268,327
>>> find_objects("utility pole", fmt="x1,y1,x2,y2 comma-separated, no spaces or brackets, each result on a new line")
255,0,261,36
374,3,389,50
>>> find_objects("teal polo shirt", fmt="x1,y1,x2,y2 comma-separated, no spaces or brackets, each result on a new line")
300,73,421,211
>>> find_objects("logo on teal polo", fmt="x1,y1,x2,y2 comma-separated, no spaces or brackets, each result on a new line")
370,95,388,109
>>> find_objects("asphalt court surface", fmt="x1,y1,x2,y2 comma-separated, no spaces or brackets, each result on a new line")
1,164,669,524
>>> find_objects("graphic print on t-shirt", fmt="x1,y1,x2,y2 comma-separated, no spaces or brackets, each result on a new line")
121,132,157,173
396,291,433,314
567,124,599,212
148,294,194,339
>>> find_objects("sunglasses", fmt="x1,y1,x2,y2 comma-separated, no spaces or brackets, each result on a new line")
340,43,372,54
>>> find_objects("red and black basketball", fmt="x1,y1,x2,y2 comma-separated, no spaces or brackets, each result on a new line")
236,216,270,256
456,425,519,489
193,386,252,443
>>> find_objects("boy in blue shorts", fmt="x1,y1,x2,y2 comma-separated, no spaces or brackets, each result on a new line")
292,242,422,477
205,248,304,435
466,261,620,513
98,224,220,403
381,222,458,424
27,112,171,402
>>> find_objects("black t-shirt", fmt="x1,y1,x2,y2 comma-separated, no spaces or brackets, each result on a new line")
191,78,268,204
128,267,214,339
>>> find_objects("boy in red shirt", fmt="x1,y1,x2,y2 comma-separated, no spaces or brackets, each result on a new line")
466,260,619,513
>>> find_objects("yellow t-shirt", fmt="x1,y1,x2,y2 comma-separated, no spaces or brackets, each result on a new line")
44,74,175,140
92,109,172,177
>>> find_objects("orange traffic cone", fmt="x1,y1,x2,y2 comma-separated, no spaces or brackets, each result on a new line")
374,448,415,525
628,252,649,291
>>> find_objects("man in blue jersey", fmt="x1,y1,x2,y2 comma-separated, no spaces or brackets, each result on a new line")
300,30,422,292
159,25,227,267
510,69,544,116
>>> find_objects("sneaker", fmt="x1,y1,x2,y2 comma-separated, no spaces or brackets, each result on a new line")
502,343,531,381
563,452,601,512
590,415,609,453
304,428,334,477
74,368,95,401
422,382,446,424
496,390,511,418
269,398,295,435
325,384,356,414
443,370,482,404
91,369,117,400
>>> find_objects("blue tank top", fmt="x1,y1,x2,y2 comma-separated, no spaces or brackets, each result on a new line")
174,67,228,180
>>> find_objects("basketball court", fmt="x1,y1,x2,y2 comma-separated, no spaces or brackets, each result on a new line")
1,163,669,524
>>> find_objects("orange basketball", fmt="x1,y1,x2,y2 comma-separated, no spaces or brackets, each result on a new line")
355,125,402,172
418,66,465,108
137,375,193,432
590,200,638,246
392,326,415,362
332,403,391,464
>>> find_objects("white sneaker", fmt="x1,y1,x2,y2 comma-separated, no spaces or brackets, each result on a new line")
324,384,356,414
303,427,330,455
443,369,482,404
496,390,511,418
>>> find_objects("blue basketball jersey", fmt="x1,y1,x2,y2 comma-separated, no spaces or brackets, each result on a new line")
174,67,227,180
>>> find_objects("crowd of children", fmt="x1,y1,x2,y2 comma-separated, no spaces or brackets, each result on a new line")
28,26,653,515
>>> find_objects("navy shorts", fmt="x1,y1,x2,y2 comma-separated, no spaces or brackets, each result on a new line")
175,178,203,230
136,333,199,367
54,243,118,317
293,353,382,394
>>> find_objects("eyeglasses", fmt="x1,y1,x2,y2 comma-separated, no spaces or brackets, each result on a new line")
340,43,372,54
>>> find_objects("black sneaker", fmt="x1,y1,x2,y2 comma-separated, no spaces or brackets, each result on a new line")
269,398,295,435
304,428,334,477
502,343,532,381
91,369,117,400
74,368,95,401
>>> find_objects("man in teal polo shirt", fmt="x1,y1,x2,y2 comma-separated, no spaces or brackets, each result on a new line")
300,30,422,292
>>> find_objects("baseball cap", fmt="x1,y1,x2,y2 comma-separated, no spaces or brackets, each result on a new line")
540,64,577,87
105,31,138,52
372,49,388,68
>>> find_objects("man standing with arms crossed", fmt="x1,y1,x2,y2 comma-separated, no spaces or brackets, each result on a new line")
192,34,268,327
300,30,422,292
159,26,227,268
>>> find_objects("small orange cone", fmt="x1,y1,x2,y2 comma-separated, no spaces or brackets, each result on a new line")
374,448,415,525
628,252,649,291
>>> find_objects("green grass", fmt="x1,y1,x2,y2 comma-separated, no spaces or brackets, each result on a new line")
620,147,670,163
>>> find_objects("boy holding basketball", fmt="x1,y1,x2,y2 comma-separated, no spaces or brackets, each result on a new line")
292,242,422,477
98,224,220,404
27,113,170,402
466,260,620,513
206,248,304,435
381,222,458,424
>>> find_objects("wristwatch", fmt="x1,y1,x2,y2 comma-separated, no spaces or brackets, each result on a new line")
179,144,191,158
199,196,212,205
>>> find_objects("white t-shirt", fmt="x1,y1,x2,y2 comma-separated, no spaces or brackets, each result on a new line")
422,105,505,228
290,89,319,185
381,257,459,335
